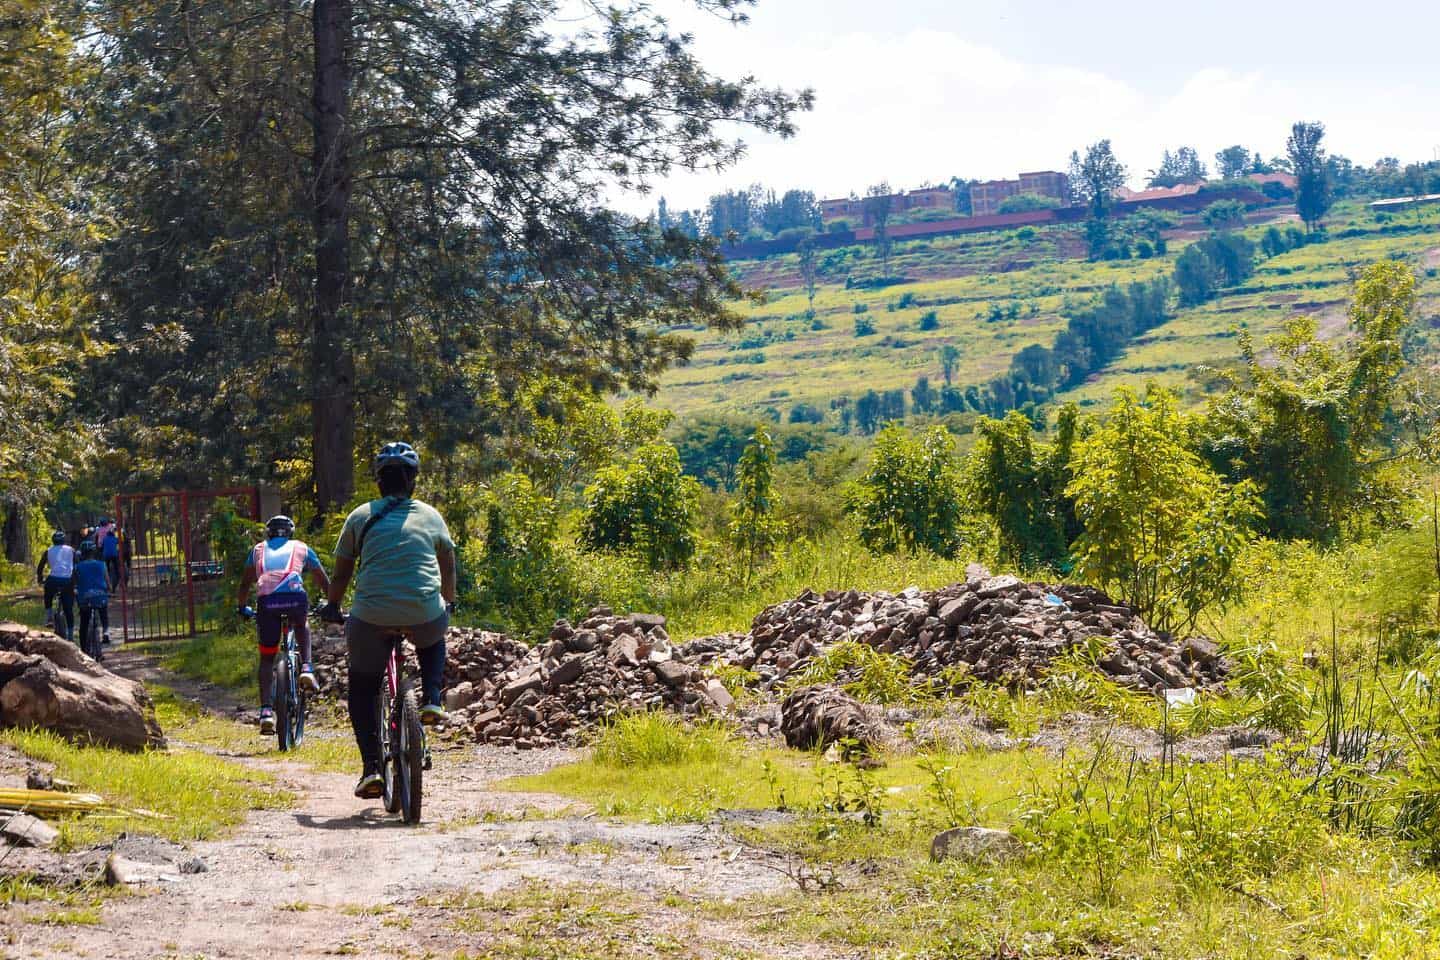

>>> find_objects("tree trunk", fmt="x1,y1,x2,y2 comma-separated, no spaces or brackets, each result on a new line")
3,501,30,565
310,0,356,514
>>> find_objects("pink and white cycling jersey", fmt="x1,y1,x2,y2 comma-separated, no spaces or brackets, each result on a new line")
251,538,319,596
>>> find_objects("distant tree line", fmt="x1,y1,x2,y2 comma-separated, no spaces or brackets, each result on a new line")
657,186,822,243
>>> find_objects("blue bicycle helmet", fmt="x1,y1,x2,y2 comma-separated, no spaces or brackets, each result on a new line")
372,441,420,477
78,539,98,560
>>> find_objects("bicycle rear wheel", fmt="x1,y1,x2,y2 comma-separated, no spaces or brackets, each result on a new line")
378,688,400,813
397,681,424,825
289,659,307,749
83,614,102,661
274,657,293,751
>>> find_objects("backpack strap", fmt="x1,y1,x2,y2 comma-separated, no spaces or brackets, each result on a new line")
354,497,405,571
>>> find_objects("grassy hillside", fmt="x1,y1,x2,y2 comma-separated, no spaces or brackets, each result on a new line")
653,201,1440,424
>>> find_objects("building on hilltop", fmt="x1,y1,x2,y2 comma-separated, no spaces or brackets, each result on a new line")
968,170,1069,216
819,185,955,225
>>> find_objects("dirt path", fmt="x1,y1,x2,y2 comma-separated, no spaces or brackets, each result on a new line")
5,654,841,960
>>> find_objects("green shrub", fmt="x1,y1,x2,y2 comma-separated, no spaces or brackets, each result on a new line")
854,316,876,336
590,712,736,767
581,441,700,570
847,425,969,558
793,639,924,705
1068,387,1261,633
918,310,939,331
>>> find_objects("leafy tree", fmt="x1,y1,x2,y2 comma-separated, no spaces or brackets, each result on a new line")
856,391,882,435
760,188,821,236
854,315,876,337
847,426,967,557
1201,200,1247,232
970,405,1081,567
673,416,750,491
788,403,823,425
797,237,820,316
1287,121,1332,232
918,310,940,331
1069,140,1128,258
865,182,895,277
472,472,571,635
1174,234,1255,305
581,441,700,570
1069,388,1261,633
82,1,810,511
1198,261,1415,541
938,344,961,385
1215,145,1252,180
1148,147,1207,187
0,2,102,559
911,376,935,414
730,424,782,578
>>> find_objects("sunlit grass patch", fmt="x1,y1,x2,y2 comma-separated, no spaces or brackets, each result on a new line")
150,683,354,773
0,726,290,848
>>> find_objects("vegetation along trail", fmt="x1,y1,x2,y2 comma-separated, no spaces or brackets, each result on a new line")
4,648,841,960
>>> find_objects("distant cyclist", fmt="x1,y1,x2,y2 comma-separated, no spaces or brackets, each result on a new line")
321,442,455,800
99,521,122,589
36,531,76,641
236,515,330,735
74,539,113,649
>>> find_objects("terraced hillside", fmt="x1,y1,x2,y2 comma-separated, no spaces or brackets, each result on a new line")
653,202,1440,424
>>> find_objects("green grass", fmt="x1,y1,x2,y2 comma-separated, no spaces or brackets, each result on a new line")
0,725,291,848
505,716,1045,828
148,683,356,772
140,625,255,691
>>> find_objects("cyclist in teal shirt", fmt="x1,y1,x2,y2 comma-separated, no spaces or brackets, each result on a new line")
322,442,456,800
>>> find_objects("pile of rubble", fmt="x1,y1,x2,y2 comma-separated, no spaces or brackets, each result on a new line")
312,608,734,749
309,573,1225,748
698,574,1225,693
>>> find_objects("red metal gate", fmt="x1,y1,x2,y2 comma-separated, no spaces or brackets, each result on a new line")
114,488,260,641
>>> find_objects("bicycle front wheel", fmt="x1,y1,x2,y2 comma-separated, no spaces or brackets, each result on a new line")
397,681,424,825
274,657,293,752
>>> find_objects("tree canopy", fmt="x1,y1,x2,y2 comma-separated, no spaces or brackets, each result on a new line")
77,0,811,511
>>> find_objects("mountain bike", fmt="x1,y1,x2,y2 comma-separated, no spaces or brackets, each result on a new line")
78,599,104,662
48,589,70,644
376,631,427,825
272,614,307,752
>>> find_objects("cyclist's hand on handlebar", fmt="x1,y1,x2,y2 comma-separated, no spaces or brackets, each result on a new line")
237,605,256,621
317,601,345,624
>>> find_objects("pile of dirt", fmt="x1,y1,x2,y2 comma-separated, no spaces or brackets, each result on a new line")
698,574,1225,693
312,609,733,749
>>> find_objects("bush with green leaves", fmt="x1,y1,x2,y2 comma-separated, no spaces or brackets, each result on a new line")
581,440,700,570
464,471,574,635
846,425,969,558
730,424,784,577
968,404,1080,567
1068,387,1261,633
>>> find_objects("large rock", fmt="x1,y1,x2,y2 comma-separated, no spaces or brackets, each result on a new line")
780,685,875,752
930,826,1024,863
0,623,165,751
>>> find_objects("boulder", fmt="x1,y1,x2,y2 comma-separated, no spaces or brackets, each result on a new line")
780,685,875,752
0,623,165,751
930,826,1024,863
0,811,59,848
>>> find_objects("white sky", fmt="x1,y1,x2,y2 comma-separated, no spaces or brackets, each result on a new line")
614,0,1440,214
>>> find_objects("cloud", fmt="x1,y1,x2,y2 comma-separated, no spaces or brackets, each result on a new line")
610,12,1440,214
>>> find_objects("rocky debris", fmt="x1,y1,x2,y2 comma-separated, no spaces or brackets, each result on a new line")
710,575,1226,693
1,810,59,848
304,576,1224,749
930,826,1024,863
313,611,733,748
104,851,182,885
780,685,875,752
0,622,166,751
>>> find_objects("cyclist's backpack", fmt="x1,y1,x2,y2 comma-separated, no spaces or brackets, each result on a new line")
254,540,309,596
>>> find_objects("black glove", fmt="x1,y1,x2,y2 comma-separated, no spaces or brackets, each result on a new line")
237,605,255,621
318,601,345,624
445,601,456,617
